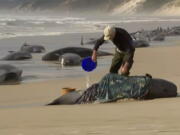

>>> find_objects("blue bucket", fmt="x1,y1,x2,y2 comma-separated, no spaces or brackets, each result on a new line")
81,57,97,72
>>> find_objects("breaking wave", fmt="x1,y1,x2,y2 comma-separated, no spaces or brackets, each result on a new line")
0,15,180,40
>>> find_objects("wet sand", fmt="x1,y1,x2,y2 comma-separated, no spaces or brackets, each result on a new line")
0,35,180,134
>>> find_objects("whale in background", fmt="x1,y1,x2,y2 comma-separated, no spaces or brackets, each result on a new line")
0,64,22,84
1,51,32,61
42,47,112,61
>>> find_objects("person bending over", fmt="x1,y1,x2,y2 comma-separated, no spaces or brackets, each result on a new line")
92,25,135,75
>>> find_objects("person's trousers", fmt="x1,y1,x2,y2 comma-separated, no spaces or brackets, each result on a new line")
109,49,134,74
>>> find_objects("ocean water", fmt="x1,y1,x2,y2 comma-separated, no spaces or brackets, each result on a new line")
0,15,180,83
1,15,180,39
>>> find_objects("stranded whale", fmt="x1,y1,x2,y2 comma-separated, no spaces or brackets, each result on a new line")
47,75,177,105
20,43,46,53
0,64,22,84
42,47,112,61
1,51,32,60
59,53,81,66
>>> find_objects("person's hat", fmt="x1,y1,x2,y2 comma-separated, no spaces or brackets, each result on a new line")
104,25,116,40
61,87,76,96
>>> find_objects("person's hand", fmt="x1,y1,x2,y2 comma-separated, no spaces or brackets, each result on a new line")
91,50,97,62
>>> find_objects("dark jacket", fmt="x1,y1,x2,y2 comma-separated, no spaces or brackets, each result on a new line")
93,27,135,53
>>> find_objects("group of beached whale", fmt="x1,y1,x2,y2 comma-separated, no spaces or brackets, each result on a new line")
0,26,179,103
83,26,180,47
0,43,113,84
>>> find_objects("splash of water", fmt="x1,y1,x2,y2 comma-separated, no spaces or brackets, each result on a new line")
86,74,90,88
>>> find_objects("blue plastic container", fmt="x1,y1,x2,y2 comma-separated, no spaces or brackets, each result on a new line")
81,57,97,72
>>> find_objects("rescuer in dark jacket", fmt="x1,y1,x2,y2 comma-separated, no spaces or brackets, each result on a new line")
92,26,135,75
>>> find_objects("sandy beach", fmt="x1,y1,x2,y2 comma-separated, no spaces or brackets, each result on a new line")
0,34,180,135
1,0,180,134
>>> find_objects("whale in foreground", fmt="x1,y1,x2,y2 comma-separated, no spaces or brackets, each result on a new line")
47,76,177,105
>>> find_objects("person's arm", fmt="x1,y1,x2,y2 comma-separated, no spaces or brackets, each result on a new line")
92,50,97,62
92,35,105,62
93,35,105,51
